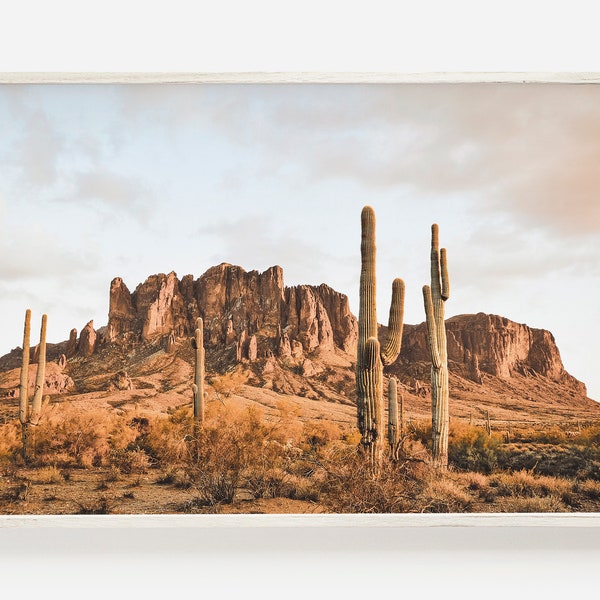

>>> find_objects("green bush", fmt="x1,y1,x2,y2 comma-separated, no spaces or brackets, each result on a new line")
448,424,505,474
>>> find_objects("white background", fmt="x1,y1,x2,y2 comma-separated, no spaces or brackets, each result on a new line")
0,1,599,598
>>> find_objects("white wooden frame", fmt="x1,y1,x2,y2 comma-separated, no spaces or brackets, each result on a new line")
0,72,599,531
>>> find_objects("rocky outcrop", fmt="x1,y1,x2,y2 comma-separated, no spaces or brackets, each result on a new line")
102,263,358,360
16,362,74,396
197,264,285,342
284,285,335,352
108,370,133,391
134,272,189,341
49,264,586,400
65,328,78,358
107,278,136,342
78,321,97,357
401,313,586,395
45,371,75,394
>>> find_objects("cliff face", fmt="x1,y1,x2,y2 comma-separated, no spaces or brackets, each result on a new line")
105,263,359,360
0,264,591,410
38,264,584,398
401,313,586,395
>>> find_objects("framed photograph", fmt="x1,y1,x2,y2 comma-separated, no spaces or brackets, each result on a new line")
1,73,599,529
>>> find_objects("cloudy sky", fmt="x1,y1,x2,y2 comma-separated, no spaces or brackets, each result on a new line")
0,82,598,399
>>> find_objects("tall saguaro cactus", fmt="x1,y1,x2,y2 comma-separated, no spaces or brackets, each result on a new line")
422,224,450,469
191,317,206,424
19,309,47,462
356,206,405,467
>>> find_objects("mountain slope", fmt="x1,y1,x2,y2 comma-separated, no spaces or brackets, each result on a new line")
1,263,598,427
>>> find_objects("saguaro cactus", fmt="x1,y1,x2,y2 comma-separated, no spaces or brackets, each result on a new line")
422,224,450,469
19,309,47,461
387,377,401,460
191,317,206,423
356,206,405,467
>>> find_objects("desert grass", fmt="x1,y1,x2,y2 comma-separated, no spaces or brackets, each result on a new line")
33,464,64,484
2,400,600,513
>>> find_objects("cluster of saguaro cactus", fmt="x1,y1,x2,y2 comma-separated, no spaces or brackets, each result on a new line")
422,224,450,469
191,317,206,424
19,309,47,462
356,206,405,467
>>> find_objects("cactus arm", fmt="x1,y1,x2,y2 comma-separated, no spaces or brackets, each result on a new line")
381,278,405,366
30,314,47,426
430,224,442,299
423,285,442,369
19,309,31,424
440,248,450,301
399,387,404,438
192,383,199,412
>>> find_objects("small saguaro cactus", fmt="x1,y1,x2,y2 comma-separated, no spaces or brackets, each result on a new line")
356,206,405,467
422,223,450,469
387,377,402,460
485,409,492,436
191,317,207,424
19,309,47,462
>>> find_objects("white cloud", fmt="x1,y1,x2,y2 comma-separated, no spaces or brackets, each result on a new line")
0,223,98,282
14,110,64,187
61,169,155,223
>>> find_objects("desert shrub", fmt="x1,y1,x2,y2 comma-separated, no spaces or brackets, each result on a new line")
33,465,64,484
535,426,569,445
575,424,600,446
76,495,113,514
106,415,139,451
499,495,566,513
301,419,343,450
271,400,304,446
419,476,474,512
460,471,489,491
209,369,247,399
2,482,30,502
178,405,289,506
241,465,321,502
139,408,196,465
32,406,113,467
243,467,290,499
488,470,572,500
109,447,152,474
574,479,600,500
410,420,432,446
499,443,600,480
318,445,429,513
0,420,21,459
155,467,191,487
283,475,321,502
448,423,505,474
342,428,362,446
26,405,145,468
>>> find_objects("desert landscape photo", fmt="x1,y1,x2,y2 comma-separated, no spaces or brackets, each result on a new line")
1,82,599,515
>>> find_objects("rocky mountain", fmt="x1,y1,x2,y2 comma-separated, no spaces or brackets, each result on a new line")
399,313,586,396
104,263,358,361
1,263,597,425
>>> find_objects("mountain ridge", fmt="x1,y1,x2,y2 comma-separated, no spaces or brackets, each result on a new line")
1,263,597,425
